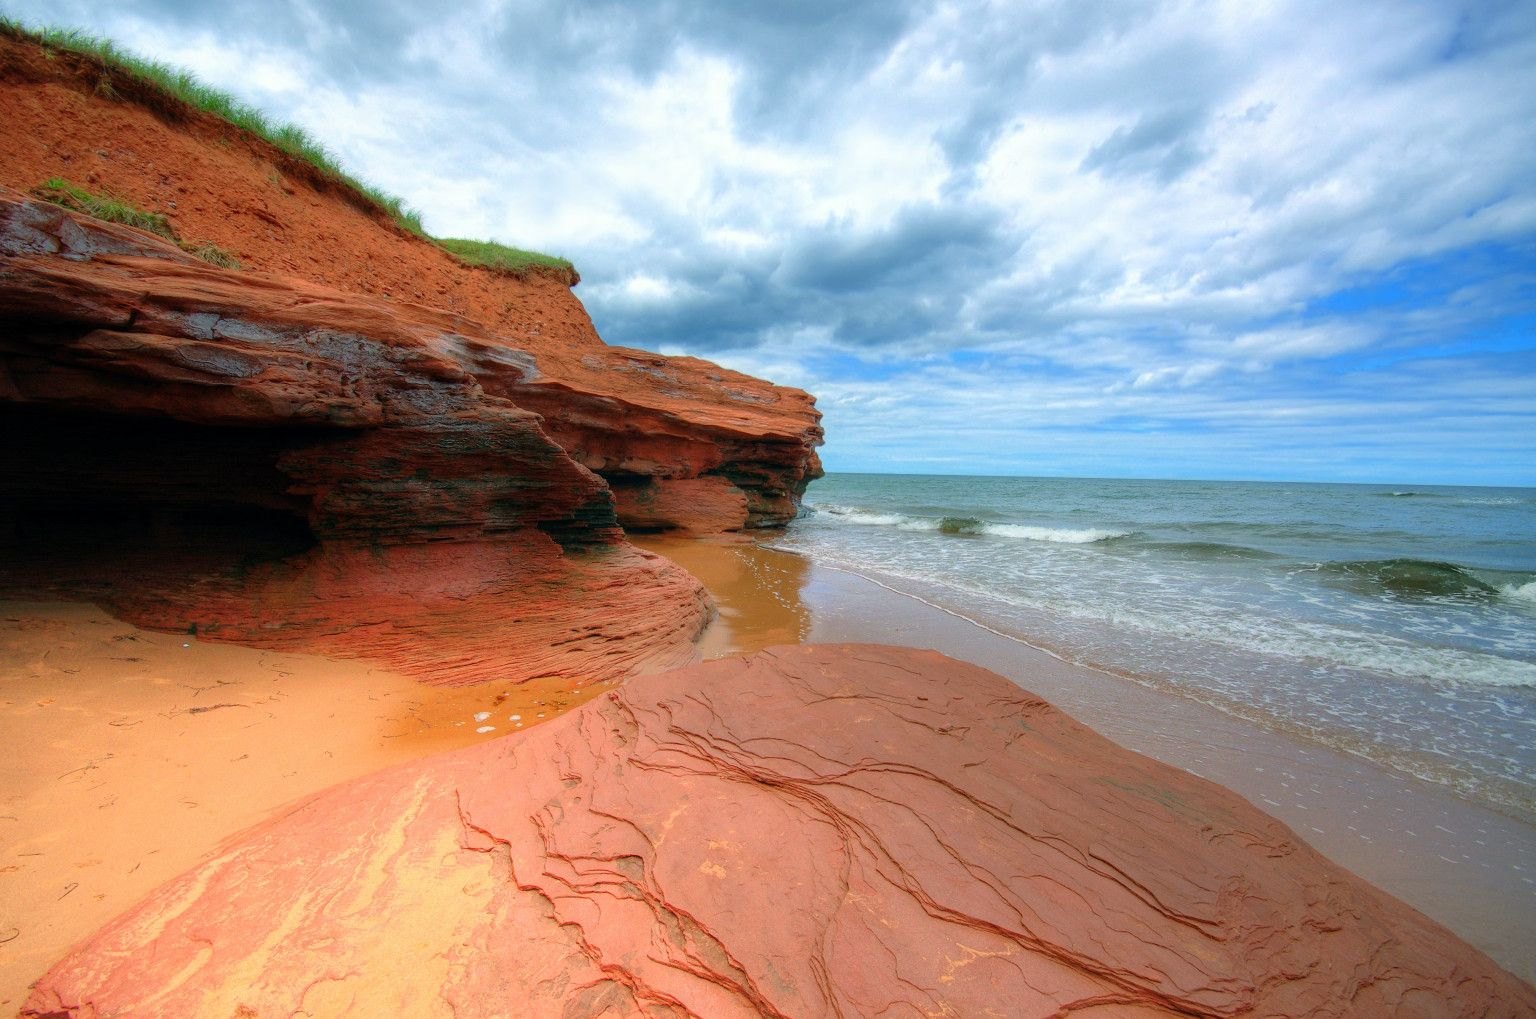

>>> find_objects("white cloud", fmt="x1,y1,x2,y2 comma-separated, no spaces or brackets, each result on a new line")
6,0,1531,481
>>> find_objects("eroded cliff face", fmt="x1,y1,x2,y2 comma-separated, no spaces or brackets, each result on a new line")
0,23,822,684
0,185,816,683
0,30,823,538
23,644,1534,1018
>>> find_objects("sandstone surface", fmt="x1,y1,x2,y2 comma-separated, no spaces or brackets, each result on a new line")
23,644,1534,1018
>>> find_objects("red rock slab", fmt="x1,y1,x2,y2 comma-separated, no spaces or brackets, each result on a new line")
612,475,752,534
3,187,718,685
2,182,820,538
101,534,713,688
24,645,1533,1018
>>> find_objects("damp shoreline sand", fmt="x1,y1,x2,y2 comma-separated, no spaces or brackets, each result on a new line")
2,537,1532,1007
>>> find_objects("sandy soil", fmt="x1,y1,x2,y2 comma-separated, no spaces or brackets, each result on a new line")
0,32,599,351
0,602,607,1012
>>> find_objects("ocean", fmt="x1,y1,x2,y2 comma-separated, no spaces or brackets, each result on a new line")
770,473,1536,821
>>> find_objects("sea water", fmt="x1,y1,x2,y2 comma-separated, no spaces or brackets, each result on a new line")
770,474,1536,821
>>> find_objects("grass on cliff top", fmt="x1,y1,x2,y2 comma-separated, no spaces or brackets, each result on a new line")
0,20,426,237
36,176,240,268
435,237,578,283
1,18,576,284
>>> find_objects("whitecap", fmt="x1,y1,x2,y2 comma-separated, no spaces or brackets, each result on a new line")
1500,580,1536,606
985,524,1128,543
815,505,911,527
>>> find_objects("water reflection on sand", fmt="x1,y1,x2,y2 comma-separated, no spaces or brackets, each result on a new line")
631,536,811,657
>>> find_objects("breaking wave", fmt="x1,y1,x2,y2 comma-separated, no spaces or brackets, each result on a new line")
813,505,1127,544
1500,580,1536,606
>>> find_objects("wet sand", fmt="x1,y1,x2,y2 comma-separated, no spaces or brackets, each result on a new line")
0,602,607,1012
636,535,1536,984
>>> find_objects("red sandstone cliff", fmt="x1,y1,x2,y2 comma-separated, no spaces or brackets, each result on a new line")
23,645,1534,1018
0,29,822,536
0,186,717,684
0,29,821,683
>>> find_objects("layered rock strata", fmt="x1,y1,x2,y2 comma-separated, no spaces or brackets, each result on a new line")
23,644,1533,1018
0,186,818,682
0,33,823,535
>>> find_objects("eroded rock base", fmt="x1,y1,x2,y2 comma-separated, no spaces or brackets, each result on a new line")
24,645,1532,1018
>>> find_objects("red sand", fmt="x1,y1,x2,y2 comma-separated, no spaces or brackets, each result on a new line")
0,601,607,1011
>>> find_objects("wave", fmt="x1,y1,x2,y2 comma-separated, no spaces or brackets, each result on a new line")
1305,558,1497,601
984,523,1128,543
938,516,982,534
1136,540,1283,562
811,505,1127,544
1179,520,1377,543
1377,491,1442,498
787,548,1536,691
812,506,908,527
1501,580,1536,606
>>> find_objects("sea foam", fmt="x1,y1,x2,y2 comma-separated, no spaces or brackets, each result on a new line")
1502,580,1536,606
816,505,1125,543
789,473,1536,819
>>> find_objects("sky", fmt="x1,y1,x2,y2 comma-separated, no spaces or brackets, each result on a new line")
6,0,1535,485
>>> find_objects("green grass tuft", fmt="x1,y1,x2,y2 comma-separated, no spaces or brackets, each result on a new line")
2,18,426,237
35,177,241,269
435,237,577,279
179,241,241,269
36,176,176,240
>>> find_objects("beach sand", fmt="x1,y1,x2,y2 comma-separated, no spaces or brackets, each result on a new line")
2,537,1531,1008
0,603,608,1011
635,535,1536,985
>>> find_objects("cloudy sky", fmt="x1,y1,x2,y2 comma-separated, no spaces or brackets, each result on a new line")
8,0,1535,484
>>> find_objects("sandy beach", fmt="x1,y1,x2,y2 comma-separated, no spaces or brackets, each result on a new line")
0,602,609,1012
2,536,1531,1008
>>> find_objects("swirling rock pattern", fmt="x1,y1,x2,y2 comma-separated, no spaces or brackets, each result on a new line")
24,645,1533,1017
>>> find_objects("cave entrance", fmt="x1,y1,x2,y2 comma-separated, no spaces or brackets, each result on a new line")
0,405,321,603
